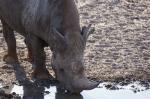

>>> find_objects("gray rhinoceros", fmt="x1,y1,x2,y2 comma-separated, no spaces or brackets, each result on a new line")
0,0,99,93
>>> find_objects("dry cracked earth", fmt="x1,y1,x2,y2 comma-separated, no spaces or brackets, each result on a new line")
0,0,150,87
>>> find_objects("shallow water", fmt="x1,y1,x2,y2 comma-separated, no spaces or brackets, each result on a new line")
2,82,148,99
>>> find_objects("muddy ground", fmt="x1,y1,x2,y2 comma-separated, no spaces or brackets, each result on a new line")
0,0,150,86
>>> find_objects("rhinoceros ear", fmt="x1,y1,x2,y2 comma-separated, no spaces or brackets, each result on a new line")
81,24,95,42
52,28,67,50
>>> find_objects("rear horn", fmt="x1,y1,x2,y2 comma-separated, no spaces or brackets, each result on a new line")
81,24,95,42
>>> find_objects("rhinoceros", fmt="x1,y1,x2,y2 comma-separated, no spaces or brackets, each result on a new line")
0,0,99,93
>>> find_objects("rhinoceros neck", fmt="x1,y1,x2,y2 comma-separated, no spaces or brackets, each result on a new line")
61,0,81,35
22,0,80,40
22,0,51,33
0,0,80,38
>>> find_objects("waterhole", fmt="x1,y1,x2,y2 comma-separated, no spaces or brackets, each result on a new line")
1,82,150,99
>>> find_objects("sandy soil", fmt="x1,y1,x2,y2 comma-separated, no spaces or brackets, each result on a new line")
0,0,150,85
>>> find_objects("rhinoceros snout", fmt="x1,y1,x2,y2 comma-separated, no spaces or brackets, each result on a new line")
67,77,99,94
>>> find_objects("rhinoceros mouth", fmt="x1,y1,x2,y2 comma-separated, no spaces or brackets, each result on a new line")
61,77,99,94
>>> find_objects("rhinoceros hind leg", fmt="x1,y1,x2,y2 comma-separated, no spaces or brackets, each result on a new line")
1,19,18,63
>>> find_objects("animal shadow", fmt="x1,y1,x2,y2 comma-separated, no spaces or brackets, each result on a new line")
11,63,51,99
55,92,83,99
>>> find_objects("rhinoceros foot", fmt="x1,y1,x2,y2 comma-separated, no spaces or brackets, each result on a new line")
3,54,18,64
32,68,53,80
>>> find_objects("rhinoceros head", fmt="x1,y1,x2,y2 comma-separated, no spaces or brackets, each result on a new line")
51,25,99,93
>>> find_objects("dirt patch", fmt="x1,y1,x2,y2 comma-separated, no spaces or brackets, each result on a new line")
0,0,150,86
77,0,150,81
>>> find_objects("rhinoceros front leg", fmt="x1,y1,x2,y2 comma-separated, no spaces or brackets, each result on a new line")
24,35,34,63
30,34,52,80
1,19,18,63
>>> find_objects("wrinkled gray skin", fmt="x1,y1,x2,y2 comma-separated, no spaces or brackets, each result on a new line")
0,0,99,93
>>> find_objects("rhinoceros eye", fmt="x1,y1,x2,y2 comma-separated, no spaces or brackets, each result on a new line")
71,62,84,74
59,68,65,73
